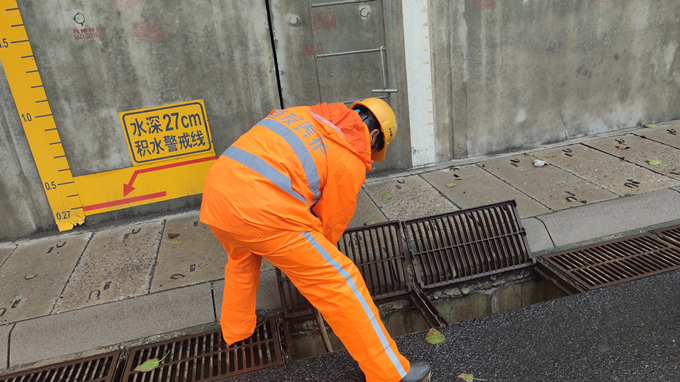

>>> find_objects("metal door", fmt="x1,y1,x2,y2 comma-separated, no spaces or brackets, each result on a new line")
268,0,398,107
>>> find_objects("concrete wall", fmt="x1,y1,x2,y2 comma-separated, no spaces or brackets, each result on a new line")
428,0,680,160
0,0,280,239
2,0,680,240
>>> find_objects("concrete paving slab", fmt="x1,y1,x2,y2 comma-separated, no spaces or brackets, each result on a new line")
540,188,680,247
0,324,12,372
54,222,163,313
0,233,91,324
420,166,550,218
364,175,458,221
585,134,680,179
213,267,281,318
481,154,618,211
0,243,17,268
521,217,554,254
347,189,387,228
151,214,228,293
635,123,680,149
10,283,214,368
537,144,680,196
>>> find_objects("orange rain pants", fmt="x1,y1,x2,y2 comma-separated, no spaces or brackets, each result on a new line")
200,103,410,381
209,226,410,382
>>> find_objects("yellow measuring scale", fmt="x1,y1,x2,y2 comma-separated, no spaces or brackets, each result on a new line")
1,1,216,231
0,1,85,231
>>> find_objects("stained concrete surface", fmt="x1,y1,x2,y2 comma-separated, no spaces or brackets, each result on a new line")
54,222,163,313
539,188,680,247
0,244,16,267
364,176,458,221
537,144,680,196
586,135,680,180
235,270,680,382
637,124,680,150
521,217,554,254
347,189,387,229
151,215,227,293
213,268,281,316
0,324,12,373
9,283,214,368
420,166,551,218
482,155,618,210
0,233,91,324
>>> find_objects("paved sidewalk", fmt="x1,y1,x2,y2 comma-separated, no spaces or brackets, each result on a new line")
1,122,680,374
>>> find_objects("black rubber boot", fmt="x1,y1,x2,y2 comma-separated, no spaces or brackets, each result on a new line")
399,361,431,382
255,309,267,328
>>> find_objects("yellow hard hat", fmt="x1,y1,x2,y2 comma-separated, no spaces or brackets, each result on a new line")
350,98,397,162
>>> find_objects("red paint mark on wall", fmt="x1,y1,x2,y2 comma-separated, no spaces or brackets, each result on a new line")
472,0,494,10
297,43,323,57
132,22,164,41
312,12,336,30
73,27,105,40
115,0,140,10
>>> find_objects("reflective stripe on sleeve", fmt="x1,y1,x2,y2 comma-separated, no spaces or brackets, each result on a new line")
223,146,307,204
301,232,408,378
257,118,322,204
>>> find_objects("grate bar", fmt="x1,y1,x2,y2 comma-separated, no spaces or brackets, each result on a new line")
403,200,534,290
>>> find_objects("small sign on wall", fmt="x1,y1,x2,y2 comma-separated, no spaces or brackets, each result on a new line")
119,100,213,165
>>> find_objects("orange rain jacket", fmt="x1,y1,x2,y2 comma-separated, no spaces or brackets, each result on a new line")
201,103,372,244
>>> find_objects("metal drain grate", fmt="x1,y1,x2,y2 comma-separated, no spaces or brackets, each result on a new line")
652,224,680,247
537,234,680,291
120,317,283,381
0,351,120,382
403,200,533,290
277,221,410,318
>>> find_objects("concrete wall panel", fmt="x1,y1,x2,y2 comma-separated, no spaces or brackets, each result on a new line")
18,0,280,176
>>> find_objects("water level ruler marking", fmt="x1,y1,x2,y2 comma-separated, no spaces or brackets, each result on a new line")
0,1,85,231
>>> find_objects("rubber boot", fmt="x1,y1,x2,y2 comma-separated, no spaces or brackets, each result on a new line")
399,361,431,382
255,309,267,328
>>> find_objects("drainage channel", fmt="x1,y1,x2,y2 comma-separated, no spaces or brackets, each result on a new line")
7,203,679,381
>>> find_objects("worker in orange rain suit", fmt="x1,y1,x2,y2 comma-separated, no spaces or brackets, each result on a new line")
200,98,431,382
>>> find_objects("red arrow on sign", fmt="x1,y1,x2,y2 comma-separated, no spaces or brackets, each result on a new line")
123,156,216,196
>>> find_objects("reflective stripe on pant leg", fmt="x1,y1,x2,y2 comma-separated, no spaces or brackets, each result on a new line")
301,231,407,378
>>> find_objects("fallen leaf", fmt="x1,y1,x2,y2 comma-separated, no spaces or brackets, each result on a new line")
672,169,680,175
524,152,534,156
382,194,392,201
134,351,170,373
458,374,474,382
647,159,661,166
426,328,446,344
453,175,463,180
615,145,629,150
364,221,376,226
645,124,657,128
171,240,180,245
168,233,180,239
544,154,554,158
25,274,37,280
446,183,456,188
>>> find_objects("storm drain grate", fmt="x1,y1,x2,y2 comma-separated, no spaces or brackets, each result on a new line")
277,221,410,318
536,233,680,291
0,351,120,382
120,317,283,382
403,200,533,290
652,224,680,247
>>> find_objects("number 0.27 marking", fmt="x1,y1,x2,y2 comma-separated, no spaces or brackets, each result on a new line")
55,210,71,220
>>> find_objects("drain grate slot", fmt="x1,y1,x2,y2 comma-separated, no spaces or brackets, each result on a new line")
536,234,680,291
277,221,410,318
120,317,283,381
0,351,120,382
403,200,533,290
